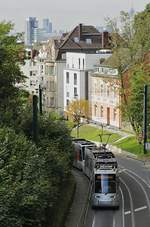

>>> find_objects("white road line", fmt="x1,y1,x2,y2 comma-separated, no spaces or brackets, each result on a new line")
134,206,147,212
123,170,150,213
120,178,135,227
119,165,150,188
113,214,116,227
119,186,125,227
92,215,95,227
124,211,131,215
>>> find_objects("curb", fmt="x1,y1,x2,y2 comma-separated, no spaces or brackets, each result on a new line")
108,145,150,165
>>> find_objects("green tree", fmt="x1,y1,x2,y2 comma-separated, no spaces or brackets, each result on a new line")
105,7,150,141
133,3,150,56
0,22,25,126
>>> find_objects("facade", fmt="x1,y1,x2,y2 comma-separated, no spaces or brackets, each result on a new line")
25,17,38,46
56,23,111,60
55,24,112,111
25,17,53,46
43,18,52,33
33,28,51,43
22,23,113,116
19,48,43,95
89,66,121,128
64,52,112,110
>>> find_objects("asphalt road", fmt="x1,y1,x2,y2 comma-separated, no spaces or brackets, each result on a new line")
84,154,150,227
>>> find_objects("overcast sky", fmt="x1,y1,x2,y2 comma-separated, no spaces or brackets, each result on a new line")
0,0,149,32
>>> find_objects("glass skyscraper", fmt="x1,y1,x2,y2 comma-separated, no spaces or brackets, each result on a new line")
25,17,38,46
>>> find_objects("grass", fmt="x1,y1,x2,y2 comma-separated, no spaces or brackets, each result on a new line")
115,136,143,155
115,136,150,158
71,125,121,144
71,124,150,158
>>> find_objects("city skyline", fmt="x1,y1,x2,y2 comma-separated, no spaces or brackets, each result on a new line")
0,0,150,32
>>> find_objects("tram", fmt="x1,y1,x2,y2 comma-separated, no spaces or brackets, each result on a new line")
91,159,119,208
73,139,120,208
72,138,96,171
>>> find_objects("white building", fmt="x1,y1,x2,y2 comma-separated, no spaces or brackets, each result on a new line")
89,66,121,128
64,51,112,110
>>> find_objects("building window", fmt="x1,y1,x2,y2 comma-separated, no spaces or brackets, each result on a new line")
113,108,117,121
100,84,104,95
66,99,70,106
79,58,80,69
30,71,32,76
100,106,104,117
83,59,85,69
50,81,55,91
74,37,79,43
74,87,78,97
94,104,97,116
107,86,110,96
67,92,69,97
86,38,92,44
50,97,54,107
66,72,69,83
74,73,77,85
113,87,117,97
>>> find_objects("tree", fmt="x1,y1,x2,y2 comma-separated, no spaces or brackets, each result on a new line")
105,7,150,142
67,99,90,137
133,4,150,57
0,22,25,126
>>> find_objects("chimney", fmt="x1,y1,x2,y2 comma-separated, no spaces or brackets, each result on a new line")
101,31,109,48
79,23,82,41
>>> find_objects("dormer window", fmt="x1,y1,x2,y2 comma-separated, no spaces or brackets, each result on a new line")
74,37,79,43
86,38,92,44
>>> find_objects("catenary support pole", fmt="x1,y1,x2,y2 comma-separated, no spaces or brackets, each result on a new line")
32,95,38,144
39,85,42,115
143,85,148,154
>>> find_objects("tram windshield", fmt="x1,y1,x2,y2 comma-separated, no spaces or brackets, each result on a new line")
95,174,116,193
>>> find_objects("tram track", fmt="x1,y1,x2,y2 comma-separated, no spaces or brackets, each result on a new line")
120,178,135,227
119,164,150,227
119,186,125,227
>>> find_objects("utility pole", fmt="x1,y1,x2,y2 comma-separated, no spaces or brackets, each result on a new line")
32,95,38,144
143,85,148,154
39,85,42,115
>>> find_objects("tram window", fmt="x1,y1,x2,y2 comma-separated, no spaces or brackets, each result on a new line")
79,149,82,161
95,174,116,193
82,147,85,160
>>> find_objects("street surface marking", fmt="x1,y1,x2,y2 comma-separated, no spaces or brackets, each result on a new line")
124,211,131,215
134,206,147,212
113,214,116,227
92,215,95,227
123,169,150,212
119,186,125,227
120,165,150,188
120,178,135,227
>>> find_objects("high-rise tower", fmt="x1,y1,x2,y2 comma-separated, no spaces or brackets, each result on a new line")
25,17,38,46
43,18,52,33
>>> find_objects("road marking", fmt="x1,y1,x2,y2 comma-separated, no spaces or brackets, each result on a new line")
113,214,116,227
92,215,95,227
134,206,147,212
119,186,125,227
120,178,135,227
123,170,150,212
119,165,150,188
124,211,131,215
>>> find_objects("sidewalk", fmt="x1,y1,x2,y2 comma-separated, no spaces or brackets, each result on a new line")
65,170,89,227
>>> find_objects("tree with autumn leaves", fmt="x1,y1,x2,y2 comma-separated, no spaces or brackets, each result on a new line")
105,4,150,142
66,99,90,137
